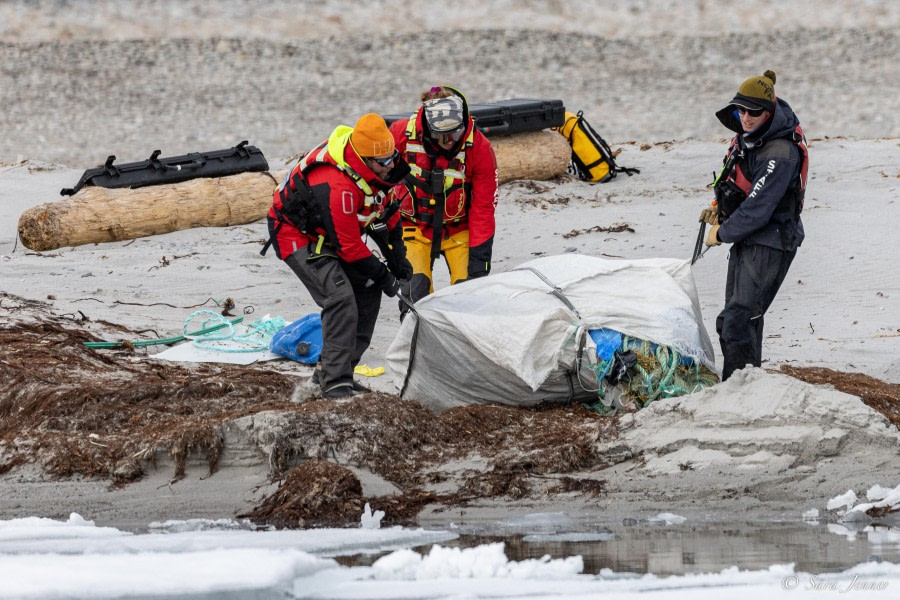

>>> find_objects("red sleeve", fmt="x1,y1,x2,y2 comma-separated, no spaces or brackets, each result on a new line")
304,167,373,264
465,131,499,249
330,179,373,263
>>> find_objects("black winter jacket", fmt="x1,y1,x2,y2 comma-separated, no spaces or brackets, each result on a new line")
714,98,805,251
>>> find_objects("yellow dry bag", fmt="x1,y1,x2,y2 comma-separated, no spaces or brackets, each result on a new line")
555,111,639,183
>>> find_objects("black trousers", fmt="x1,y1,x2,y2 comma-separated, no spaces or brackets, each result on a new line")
284,245,382,391
716,242,796,381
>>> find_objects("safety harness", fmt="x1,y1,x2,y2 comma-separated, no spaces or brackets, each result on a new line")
715,123,809,223
400,115,475,259
261,127,389,257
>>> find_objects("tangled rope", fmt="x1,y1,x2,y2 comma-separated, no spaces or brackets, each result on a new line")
183,310,286,353
619,336,718,408
583,331,719,414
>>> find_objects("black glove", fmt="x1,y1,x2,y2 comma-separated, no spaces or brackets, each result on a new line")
382,274,400,297
394,257,413,281
377,269,400,297
467,237,493,280
386,225,412,279
369,223,413,281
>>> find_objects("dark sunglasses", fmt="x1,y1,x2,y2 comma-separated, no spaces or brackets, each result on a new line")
431,125,465,144
370,150,398,167
737,106,766,117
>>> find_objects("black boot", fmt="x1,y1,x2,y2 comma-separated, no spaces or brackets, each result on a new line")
323,383,356,399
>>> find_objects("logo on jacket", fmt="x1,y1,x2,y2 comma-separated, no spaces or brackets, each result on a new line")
342,190,355,214
748,160,776,200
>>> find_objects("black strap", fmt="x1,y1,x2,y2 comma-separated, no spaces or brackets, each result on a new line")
418,212,435,226
430,193,445,260
690,221,706,265
399,309,422,398
576,112,641,179
379,196,401,225
406,167,449,194
260,210,286,257
403,172,429,193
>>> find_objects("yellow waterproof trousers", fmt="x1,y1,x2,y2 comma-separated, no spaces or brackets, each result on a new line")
402,226,469,300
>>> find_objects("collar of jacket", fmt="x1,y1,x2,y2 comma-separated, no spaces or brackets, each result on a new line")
326,125,393,194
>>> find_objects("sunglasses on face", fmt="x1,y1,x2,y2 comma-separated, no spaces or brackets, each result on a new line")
370,150,398,167
737,106,766,117
431,125,465,145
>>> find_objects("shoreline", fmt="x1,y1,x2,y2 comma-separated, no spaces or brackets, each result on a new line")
2,295,897,531
2,0,898,535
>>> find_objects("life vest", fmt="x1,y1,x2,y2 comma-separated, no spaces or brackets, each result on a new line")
716,124,809,221
398,115,476,228
274,126,389,232
262,126,389,256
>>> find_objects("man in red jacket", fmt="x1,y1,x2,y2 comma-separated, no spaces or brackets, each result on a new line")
265,113,412,398
389,86,498,316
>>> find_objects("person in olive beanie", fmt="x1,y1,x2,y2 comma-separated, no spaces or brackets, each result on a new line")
699,70,809,381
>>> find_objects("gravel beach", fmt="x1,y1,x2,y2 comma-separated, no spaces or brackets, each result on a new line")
1,2,897,167
1,1,898,531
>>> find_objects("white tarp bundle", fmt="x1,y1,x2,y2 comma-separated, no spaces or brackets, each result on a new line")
386,254,715,412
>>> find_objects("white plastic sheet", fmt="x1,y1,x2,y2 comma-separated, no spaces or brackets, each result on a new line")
387,254,714,411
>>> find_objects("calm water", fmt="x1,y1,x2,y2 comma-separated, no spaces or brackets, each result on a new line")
337,519,900,576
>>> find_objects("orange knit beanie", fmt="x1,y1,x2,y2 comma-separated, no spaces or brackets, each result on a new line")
350,113,395,157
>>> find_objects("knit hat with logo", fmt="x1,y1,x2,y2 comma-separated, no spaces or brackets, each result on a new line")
350,113,395,158
730,70,777,113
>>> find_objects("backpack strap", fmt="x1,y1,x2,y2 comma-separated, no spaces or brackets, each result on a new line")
576,112,640,178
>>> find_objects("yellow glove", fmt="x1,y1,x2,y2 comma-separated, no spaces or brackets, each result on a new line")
354,364,385,377
698,206,719,225
705,224,722,247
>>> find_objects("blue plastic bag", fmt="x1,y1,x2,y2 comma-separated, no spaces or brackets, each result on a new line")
589,329,623,363
270,314,322,364
590,328,696,369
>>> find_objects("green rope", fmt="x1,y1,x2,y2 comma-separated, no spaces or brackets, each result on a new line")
185,310,286,353
83,316,244,349
591,359,613,399
596,335,718,411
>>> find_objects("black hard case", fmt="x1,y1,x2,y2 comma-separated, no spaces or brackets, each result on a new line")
61,140,269,196
383,98,565,136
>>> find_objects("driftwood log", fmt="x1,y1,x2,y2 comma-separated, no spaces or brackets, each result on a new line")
18,130,571,251
491,129,570,184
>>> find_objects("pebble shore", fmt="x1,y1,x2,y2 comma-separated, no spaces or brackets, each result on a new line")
1,21,896,167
